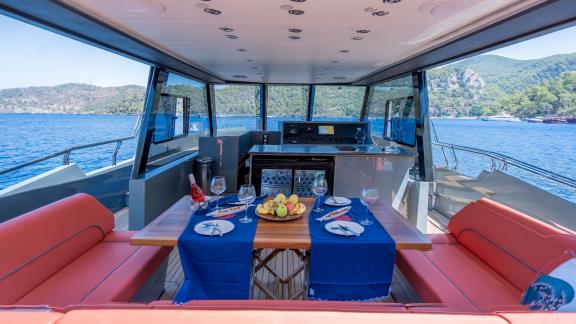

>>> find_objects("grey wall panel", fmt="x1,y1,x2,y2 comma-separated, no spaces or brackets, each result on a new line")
0,165,131,223
129,154,196,230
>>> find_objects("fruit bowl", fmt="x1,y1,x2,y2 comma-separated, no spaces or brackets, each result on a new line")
255,194,306,222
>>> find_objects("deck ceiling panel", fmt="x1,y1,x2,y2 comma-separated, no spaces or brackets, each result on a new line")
61,0,545,84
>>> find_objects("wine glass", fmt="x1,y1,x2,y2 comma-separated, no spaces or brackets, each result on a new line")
238,184,256,224
360,188,378,226
312,177,328,213
210,176,226,210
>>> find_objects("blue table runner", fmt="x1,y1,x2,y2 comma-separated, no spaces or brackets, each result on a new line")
174,195,263,302
307,197,396,301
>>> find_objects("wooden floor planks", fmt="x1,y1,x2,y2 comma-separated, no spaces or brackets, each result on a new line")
114,207,445,302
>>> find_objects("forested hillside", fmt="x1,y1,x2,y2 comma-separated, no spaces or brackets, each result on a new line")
1,52,575,117
427,53,576,117
0,83,145,114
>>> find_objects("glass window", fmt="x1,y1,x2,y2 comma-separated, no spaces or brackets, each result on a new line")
0,14,149,191
313,86,365,121
146,72,208,170
215,84,261,132
267,85,309,131
366,76,414,146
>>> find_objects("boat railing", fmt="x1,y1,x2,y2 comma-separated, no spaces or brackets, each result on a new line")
0,116,141,177
432,142,576,189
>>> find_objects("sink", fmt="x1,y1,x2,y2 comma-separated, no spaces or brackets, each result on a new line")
335,145,361,152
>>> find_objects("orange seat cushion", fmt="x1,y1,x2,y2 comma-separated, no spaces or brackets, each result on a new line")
15,240,171,307
0,194,114,304
397,242,522,309
149,299,407,312
448,198,576,291
398,199,576,310
0,312,62,324
56,309,510,324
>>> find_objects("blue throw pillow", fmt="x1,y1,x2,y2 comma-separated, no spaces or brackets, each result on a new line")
521,258,576,312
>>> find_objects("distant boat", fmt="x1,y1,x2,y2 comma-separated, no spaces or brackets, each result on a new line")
524,117,543,123
481,113,521,122
543,116,568,124
567,116,576,124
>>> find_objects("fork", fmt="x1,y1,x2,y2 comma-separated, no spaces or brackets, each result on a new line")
329,196,342,204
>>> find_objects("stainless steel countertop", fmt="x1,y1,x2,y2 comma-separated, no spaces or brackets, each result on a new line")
248,144,416,156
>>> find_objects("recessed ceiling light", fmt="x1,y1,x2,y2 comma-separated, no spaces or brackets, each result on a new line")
246,59,254,62
123,0,166,13
289,28,303,33
288,9,305,15
334,77,346,80
233,75,247,79
364,7,377,13
351,36,363,40
340,50,350,53
236,48,247,52
331,60,339,64
383,0,402,3
219,27,234,32
204,8,222,15
290,0,306,2
356,29,370,34
289,35,301,40
280,5,293,10
226,35,238,39
372,10,389,16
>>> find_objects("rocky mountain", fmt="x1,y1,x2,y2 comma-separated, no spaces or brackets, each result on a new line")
428,53,576,116
0,83,146,114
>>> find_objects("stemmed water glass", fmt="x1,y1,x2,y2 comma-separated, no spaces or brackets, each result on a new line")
238,184,256,224
210,176,226,210
312,177,328,213
360,188,378,226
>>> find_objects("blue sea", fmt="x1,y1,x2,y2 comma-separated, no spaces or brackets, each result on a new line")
0,114,574,203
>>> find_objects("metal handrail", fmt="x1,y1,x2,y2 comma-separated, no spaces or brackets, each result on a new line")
0,116,142,177
433,142,576,189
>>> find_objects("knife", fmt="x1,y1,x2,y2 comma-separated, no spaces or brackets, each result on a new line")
315,206,352,221
339,224,360,236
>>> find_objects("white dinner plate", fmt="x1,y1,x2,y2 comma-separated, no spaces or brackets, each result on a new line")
324,196,352,206
325,221,364,237
194,220,235,236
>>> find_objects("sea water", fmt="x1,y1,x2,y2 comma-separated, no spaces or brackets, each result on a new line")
0,114,574,203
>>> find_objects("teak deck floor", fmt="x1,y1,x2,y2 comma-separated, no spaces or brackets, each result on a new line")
114,207,445,302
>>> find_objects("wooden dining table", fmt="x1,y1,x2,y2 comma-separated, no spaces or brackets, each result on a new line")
131,195,432,299
130,196,432,250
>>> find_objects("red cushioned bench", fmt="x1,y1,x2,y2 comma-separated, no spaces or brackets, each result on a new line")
1,307,576,324
397,198,576,312
0,193,172,307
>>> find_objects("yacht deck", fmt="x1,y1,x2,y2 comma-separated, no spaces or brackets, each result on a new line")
113,207,444,302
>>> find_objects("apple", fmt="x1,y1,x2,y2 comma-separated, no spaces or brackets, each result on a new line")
286,202,294,213
276,204,288,217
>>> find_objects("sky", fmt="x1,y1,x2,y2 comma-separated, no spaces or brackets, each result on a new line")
0,14,576,90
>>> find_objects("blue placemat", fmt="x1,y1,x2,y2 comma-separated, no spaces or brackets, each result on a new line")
307,197,396,301
174,195,263,302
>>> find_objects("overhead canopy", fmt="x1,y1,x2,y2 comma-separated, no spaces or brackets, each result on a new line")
60,0,545,84
1,0,575,84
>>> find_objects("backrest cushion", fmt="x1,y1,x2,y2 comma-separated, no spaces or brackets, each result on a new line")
0,193,114,304
448,198,576,291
